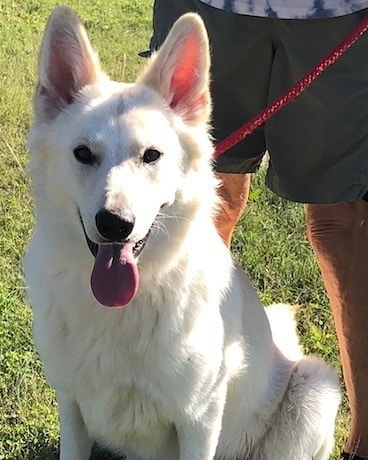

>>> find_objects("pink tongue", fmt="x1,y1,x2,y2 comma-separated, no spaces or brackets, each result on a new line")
90,243,139,307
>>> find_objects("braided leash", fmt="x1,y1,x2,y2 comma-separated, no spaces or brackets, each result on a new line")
214,14,368,157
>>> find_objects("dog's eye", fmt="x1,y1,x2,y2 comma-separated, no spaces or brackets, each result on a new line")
73,145,96,165
143,149,162,164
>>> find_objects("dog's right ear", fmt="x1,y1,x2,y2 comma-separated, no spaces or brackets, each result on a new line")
35,7,102,122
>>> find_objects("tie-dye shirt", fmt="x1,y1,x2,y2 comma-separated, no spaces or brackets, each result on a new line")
200,1,368,18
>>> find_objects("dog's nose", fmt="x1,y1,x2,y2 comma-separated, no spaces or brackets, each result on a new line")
95,209,135,242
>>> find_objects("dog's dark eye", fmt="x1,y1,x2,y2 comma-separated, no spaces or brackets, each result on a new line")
143,149,162,164
74,145,95,165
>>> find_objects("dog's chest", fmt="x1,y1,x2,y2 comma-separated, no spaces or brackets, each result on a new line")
35,280,223,453
46,300,184,390
46,304,178,450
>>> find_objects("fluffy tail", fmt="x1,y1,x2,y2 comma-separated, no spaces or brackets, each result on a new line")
257,304,341,460
265,303,303,361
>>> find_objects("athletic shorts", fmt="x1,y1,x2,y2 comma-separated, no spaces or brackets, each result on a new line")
148,1,368,203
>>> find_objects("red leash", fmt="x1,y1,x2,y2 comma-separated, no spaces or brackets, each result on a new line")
214,14,368,157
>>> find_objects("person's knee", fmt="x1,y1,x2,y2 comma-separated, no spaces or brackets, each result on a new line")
306,204,347,242
306,200,368,255
216,172,251,211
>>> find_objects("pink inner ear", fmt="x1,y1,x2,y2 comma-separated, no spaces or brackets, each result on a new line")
170,34,201,109
49,37,76,104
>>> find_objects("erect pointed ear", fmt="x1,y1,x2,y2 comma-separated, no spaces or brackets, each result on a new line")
138,13,211,125
35,6,102,121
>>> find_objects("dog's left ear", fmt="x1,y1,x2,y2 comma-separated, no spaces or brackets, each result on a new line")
138,13,211,125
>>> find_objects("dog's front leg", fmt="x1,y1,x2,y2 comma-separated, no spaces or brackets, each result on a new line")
176,385,227,460
57,391,92,460
177,410,224,460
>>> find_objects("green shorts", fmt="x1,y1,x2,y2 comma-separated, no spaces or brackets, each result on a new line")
149,1,368,203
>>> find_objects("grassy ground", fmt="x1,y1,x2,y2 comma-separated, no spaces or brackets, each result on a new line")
0,1,348,459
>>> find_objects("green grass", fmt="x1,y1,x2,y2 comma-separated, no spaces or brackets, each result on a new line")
0,1,348,458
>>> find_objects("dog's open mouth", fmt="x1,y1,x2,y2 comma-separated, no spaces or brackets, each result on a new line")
81,222,150,260
79,213,151,308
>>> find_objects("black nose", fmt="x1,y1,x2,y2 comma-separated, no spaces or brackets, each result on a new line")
95,210,135,242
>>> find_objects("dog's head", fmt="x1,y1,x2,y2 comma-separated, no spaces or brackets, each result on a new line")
28,7,217,308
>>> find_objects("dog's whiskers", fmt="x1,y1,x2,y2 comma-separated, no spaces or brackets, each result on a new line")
156,212,188,223
152,220,170,241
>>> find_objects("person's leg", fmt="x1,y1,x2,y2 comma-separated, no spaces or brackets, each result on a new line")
215,172,251,247
306,200,368,458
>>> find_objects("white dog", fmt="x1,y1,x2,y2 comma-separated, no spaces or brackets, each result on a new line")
25,7,341,460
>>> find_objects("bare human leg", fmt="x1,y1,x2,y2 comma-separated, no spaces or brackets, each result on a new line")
306,200,368,458
215,172,251,248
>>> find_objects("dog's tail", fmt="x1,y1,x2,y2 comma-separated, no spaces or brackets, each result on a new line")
260,304,341,460
265,303,304,361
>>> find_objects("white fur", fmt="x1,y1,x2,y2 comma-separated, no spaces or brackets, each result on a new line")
25,7,341,460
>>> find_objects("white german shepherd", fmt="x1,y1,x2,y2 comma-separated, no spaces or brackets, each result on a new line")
25,7,341,460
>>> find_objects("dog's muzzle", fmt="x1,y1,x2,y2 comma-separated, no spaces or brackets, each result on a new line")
78,212,151,258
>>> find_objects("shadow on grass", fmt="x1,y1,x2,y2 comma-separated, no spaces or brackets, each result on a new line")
17,442,126,460
90,444,126,460
14,440,58,460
